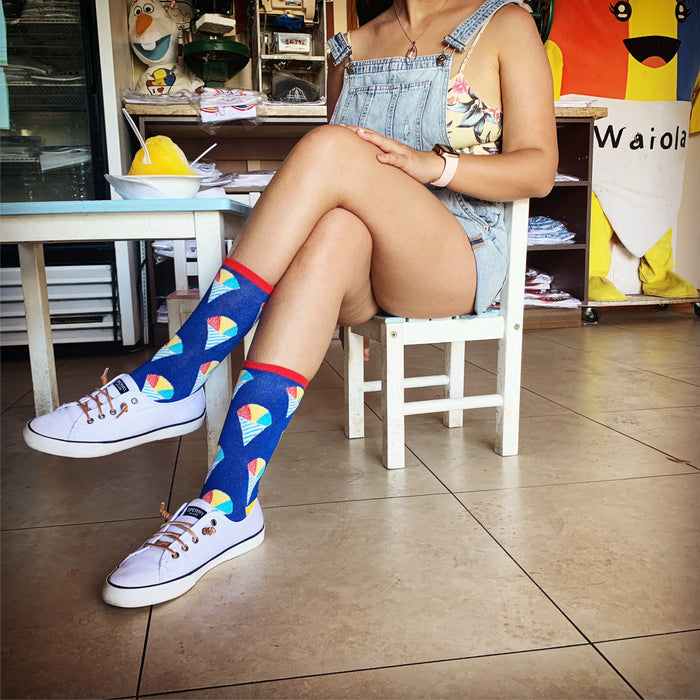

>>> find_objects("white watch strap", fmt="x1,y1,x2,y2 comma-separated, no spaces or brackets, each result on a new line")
430,152,459,187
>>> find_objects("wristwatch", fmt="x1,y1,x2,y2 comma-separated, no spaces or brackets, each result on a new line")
430,144,460,187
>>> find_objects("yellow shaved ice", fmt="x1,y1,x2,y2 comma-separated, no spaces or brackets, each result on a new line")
128,135,196,176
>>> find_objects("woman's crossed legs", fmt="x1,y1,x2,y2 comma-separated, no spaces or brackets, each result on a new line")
25,125,480,606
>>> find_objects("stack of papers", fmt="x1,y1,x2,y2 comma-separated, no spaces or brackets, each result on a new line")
227,171,276,188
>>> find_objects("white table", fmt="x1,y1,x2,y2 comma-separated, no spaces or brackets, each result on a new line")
1,198,252,459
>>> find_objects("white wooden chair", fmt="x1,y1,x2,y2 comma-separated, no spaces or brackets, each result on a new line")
343,198,530,469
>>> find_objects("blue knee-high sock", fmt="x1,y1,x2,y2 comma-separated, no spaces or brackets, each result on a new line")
200,361,308,521
131,259,274,402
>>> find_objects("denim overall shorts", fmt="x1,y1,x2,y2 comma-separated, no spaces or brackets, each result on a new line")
328,0,520,314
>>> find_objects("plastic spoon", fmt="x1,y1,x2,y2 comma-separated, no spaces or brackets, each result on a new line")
121,107,151,165
190,142,218,167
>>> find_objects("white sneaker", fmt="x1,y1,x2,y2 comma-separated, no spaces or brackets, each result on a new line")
23,373,205,458
102,499,264,608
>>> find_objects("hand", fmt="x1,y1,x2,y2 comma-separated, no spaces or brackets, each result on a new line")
345,126,446,184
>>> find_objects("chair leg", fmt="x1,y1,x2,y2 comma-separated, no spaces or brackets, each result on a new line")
495,328,523,456
443,340,465,428
344,327,366,439
381,322,405,469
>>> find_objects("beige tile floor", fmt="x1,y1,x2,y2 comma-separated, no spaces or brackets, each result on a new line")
1,305,698,700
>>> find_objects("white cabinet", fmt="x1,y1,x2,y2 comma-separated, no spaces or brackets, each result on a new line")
0,265,118,346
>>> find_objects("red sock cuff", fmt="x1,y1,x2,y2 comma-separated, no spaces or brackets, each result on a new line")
243,360,309,389
223,258,275,295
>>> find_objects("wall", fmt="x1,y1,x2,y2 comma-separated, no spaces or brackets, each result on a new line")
675,133,700,288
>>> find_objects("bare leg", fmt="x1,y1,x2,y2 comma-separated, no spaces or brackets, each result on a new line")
231,124,478,321
247,208,377,379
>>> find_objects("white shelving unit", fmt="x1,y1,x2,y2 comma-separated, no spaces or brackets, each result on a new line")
0,265,118,346
252,0,327,102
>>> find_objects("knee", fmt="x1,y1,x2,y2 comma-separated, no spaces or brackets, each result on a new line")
302,209,372,264
291,124,368,165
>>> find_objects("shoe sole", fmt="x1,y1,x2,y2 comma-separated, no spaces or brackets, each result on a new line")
101,526,265,608
23,413,205,458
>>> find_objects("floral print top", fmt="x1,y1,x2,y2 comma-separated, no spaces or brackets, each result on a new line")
446,74,503,155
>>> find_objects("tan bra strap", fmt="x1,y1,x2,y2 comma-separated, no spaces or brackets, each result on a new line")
457,16,492,75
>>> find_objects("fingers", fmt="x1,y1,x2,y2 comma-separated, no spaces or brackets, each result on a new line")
340,124,426,181
355,127,394,152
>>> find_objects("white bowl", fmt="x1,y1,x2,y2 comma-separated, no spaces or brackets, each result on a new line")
105,174,204,200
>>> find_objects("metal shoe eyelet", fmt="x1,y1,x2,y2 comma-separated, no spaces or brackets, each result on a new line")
182,544,189,552
131,398,138,404
210,519,217,527
87,418,94,424
192,536,199,544
171,552,180,559
98,414,105,420
109,409,117,415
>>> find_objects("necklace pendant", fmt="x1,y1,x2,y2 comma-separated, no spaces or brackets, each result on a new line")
405,43,417,60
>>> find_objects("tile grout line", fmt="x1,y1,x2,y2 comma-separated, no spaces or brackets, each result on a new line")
135,605,154,700
455,498,645,700
133,642,593,699
509,382,700,468
406,443,645,699
139,628,700,700
134,436,183,700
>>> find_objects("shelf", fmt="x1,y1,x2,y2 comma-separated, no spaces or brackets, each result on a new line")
5,18,81,26
527,243,587,252
7,83,87,111
524,307,582,329
553,180,589,188
125,103,327,120
253,0,327,101
586,293,700,308
261,54,325,62
554,107,607,119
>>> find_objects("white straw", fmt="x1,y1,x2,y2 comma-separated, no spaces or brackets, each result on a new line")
122,107,151,165
190,143,218,166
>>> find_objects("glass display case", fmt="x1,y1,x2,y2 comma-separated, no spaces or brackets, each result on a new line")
1,0,109,202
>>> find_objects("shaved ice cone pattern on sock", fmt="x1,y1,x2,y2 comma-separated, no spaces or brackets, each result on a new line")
198,363,307,522
192,360,219,393
205,316,238,350
201,489,233,515
205,445,225,482
286,386,304,417
232,369,254,399
246,458,267,503
141,374,175,401
209,267,240,303
152,334,184,361
237,403,271,445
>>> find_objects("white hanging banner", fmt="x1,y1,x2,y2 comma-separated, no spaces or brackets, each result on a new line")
566,95,691,258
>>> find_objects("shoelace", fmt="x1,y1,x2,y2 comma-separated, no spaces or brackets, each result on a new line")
144,502,218,559
77,368,129,424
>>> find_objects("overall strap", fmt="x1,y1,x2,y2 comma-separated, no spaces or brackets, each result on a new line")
445,0,524,52
328,32,352,66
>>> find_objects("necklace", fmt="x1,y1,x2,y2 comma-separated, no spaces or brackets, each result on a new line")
393,0,450,60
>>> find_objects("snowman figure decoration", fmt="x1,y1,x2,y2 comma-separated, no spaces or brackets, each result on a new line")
130,0,203,95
